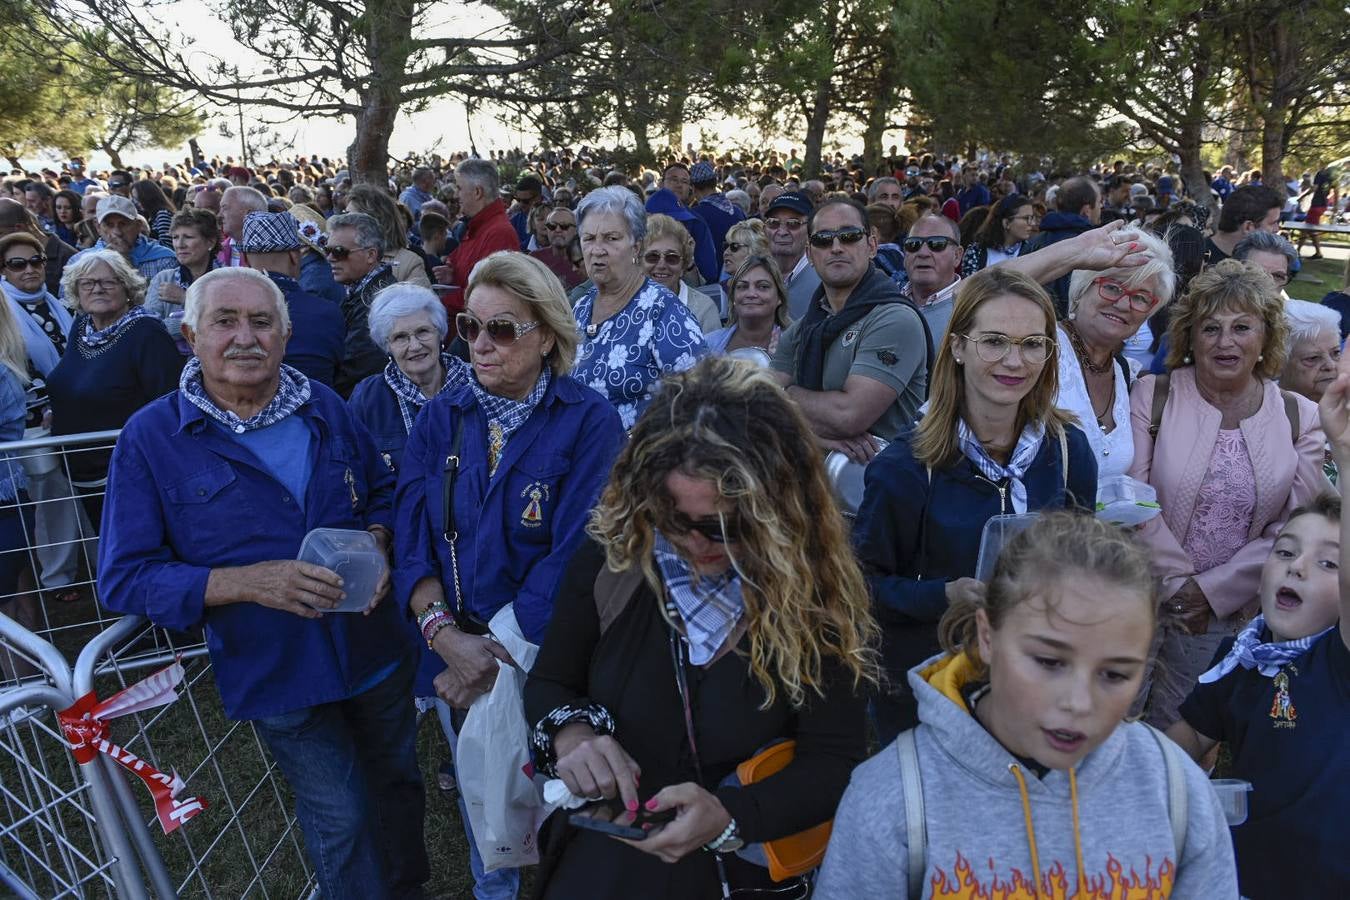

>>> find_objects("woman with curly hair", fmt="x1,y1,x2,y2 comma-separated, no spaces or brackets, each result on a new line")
524,356,879,898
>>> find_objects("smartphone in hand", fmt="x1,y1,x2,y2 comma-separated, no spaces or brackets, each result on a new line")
567,798,676,841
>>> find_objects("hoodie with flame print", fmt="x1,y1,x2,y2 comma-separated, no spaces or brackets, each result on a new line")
816,652,1238,899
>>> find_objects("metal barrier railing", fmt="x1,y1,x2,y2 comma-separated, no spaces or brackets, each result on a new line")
0,429,316,899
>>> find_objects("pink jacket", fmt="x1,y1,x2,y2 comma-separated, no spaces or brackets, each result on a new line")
1127,367,1327,616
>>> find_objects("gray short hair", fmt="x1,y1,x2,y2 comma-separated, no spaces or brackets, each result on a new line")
368,283,449,350
183,267,291,334
1283,298,1342,353
1233,230,1297,272
866,177,901,202
576,185,646,244
725,189,751,216
60,250,147,310
455,159,500,198
223,185,269,213
327,212,386,254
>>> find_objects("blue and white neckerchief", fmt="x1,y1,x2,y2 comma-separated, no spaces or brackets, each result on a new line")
652,531,744,666
179,356,312,433
1198,614,1334,683
79,305,151,348
956,418,1045,513
468,367,550,473
383,353,469,433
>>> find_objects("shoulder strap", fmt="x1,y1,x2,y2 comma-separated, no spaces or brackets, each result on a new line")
1281,390,1299,445
896,729,927,899
593,564,646,635
1115,353,1132,388
1057,426,1068,488
1144,724,1188,863
1148,373,1171,439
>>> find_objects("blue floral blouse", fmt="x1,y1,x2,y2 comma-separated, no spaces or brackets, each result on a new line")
572,277,709,429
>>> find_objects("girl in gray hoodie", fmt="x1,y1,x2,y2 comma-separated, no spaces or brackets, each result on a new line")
817,512,1238,899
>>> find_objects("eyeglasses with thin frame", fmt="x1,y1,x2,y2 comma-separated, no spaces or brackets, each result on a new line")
78,278,121,293
902,236,954,254
3,255,47,272
666,511,738,544
1008,214,1040,225
958,332,1056,365
388,325,441,351
455,312,541,345
1094,277,1160,313
808,227,868,249
643,250,684,266
764,217,805,232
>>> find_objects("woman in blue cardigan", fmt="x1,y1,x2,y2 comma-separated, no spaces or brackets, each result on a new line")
853,267,1098,743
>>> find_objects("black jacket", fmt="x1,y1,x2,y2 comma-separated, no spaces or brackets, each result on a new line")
335,265,396,398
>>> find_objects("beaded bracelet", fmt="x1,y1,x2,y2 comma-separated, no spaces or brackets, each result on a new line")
415,600,451,633
420,610,455,648
529,701,617,778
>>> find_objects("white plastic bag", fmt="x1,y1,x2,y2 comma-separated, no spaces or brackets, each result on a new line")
456,604,546,872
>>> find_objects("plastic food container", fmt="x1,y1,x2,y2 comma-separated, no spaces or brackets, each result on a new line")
1210,779,1252,826
1094,475,1161,526
297,528,387,613
825,437,889,517
975,513,1040,583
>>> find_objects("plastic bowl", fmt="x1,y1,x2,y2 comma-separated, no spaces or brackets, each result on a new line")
1210,779,1252,826
297,527,387,613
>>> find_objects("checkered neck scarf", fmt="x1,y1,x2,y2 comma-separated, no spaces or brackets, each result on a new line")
179,356,312,433
652,532,744,666
1199,614,1334,683
383,353,468,433
79,305,151,348
956,418,1045,514
468,367,551,471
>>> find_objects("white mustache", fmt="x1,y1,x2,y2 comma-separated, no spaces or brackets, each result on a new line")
224,347,267,359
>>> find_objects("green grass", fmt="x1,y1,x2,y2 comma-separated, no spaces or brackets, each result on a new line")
1287,245,1349,302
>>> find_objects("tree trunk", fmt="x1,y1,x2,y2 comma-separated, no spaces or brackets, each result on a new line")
1260,112,1286,187
5,155,21,171
101,143,125,170
802,77,832,180
188,137,204,165
346,0,413,184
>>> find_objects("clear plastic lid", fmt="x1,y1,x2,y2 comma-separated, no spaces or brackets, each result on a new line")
1210,779,1252,827
975,513,1040,583
296,528,387,613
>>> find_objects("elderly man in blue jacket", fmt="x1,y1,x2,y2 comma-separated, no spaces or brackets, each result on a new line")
98,266,427,899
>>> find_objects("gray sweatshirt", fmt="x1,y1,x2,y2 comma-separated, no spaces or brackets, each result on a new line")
815,652,1238,899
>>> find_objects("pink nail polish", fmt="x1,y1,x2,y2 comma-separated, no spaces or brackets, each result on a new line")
644,798,659,811
626,799,638,812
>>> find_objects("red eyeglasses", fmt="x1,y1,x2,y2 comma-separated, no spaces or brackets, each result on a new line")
1094,278,1160,313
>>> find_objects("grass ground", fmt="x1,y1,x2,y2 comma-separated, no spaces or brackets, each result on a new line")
1285,240,1349,303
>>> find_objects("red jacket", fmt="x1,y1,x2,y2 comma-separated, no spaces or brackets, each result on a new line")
444,198,519,312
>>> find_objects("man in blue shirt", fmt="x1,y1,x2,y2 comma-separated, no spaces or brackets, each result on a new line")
65,196,177,292
99,267,428,899
66,158,100,196
955,167,991,215
398,167,435,221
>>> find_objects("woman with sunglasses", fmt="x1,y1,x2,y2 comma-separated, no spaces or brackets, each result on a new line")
705,256,789,355
853,267,1097,743
1056,229,1175,483
572,187,709,430
394,251,624,900
643,214,722,336
959,193,1037,277
524,356,877,899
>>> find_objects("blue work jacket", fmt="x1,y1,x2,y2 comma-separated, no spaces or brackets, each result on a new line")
271,273,345,388
394,374,623,696
98,383,413,720
348,373,412,475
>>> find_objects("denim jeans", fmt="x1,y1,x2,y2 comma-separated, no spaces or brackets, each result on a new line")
255,652,428,900
433,698,521,900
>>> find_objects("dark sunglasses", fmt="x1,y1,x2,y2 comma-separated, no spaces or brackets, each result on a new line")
108,181,129,189
544,221,574,231
643,250,683,266
324,244,372,260
726,242,748,254
455,313,541,345
667,512,738,544
808,227,868,248
902,236,954,253
3,255,47,271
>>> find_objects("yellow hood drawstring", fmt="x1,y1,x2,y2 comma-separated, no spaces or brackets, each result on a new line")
1008,763,1089,900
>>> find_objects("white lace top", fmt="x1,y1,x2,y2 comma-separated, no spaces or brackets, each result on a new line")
1055,324,1133,481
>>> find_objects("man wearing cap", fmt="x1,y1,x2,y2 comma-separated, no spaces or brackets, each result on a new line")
765,191,822,321
66,159,98,196
98,266,428,899
238,211,345,387
0,199,77,297
399,167,436,221
64,196,177,293
689,160,745,261
509,174,545,250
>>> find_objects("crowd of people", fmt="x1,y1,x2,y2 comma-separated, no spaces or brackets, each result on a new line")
1,143,1348,899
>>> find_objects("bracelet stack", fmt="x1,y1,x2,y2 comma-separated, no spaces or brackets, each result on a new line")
529,701,616,778
417,600,456,649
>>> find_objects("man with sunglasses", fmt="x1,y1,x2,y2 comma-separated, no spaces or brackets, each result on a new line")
764,191,822,321
105,170,134,199
772,198,931,463
901,214,964,351
530,207,584,290
328,212,397,397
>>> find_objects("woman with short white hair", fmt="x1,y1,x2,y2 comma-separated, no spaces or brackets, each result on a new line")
1281,297,1344,483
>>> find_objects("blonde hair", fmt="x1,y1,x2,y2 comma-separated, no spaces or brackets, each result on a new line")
587,356,879,708
643,213,695,268
912,267,1073,469
0,298,30,384
727,256,790,328
59,249,147,311
1164,258,1289,378
725,218,769,258
465,251,578,375
938,512,1156,678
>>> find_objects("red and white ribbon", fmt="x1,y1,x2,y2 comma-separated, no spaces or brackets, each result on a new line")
59,659,208,834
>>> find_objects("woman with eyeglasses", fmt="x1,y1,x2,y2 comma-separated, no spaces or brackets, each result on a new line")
47,250,183,526
524,356,878,899
705,256,788,355
572,187,709,430
394,251,624,900
1056,230,1175,483
643,214,722,336
853,267,1097,742
959,193,1038,277
1128,260,1327,729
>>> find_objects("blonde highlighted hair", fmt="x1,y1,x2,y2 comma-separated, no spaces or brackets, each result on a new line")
1164,258,1288,378
912,266,1073,469
644,213,695,268
587,356,879,708
465,251,578,375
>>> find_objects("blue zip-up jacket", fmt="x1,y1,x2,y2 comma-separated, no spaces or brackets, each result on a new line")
645,188,720,284
269,272,345,388
348,373,413,475
853,423,1097,693
98,383,413,721
394,374,623,696
1025,212,1094,315
299,249,347,306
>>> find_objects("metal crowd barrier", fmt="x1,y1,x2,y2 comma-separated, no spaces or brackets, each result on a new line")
0,430,316,898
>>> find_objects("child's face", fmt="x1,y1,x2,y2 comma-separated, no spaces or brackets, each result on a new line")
1259,513,1340,642
977,575,1153,770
